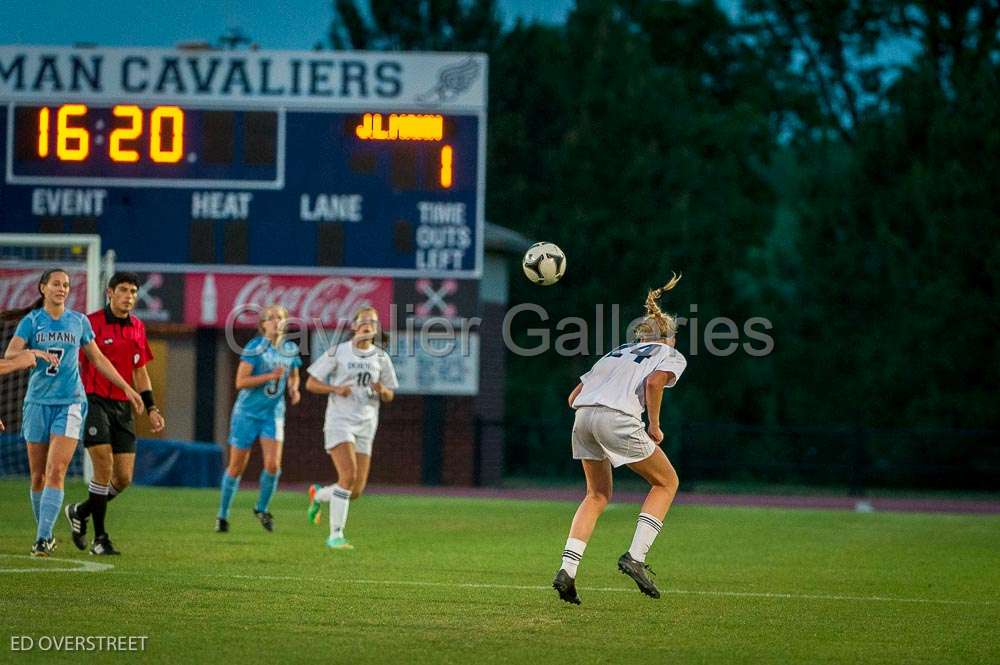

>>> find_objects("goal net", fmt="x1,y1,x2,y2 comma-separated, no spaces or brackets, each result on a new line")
0,234,113,478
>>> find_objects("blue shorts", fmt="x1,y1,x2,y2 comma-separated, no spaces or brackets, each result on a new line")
22,402,89,443
228,411,284,449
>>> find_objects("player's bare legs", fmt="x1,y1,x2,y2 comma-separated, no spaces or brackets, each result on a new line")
351,453,372,500
554,459,613,604
26,442,48,523
26,442,47,492
616,447,680,599
568,459,613,542
111,452,135,494
216,445,252,532
227,445,252,477
319,443,357,549
329,443,357,490
627,447,679,521
88,444,114,485
29,435,77,555
254,438,283,531
43,435,78,491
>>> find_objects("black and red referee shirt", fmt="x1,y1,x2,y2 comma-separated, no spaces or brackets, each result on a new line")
79,306,154,401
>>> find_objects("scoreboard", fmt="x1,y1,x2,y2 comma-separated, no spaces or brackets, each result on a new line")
0,47,487,277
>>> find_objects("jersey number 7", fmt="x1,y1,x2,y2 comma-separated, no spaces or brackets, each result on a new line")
45,347,65,376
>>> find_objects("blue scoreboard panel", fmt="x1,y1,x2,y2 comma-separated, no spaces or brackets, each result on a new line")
0,47,487,277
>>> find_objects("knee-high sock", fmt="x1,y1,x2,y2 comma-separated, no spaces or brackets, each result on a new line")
560,537,587,578
30,489,43,524
79,481,122,519
255,470,281,513
217,473,241,520
328,484,351,537
628,513,663,562
87,481,111,537
36,486,64,541
314,484,339,502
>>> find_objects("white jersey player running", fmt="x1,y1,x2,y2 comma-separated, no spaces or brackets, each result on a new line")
305,306,397,550
553,274,687,605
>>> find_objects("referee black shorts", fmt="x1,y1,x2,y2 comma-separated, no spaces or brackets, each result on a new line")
83,394,137,454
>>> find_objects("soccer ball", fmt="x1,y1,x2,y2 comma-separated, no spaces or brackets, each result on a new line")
522,242,566,286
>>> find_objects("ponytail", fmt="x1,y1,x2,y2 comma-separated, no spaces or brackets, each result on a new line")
634,272,682,341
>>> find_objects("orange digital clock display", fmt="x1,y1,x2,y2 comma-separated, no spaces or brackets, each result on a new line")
34,104,184,164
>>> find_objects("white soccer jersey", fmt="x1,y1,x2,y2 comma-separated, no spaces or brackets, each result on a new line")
306,341,399,427
573,342,687,419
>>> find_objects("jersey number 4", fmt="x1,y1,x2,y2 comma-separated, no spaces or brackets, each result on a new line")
608,343,661,364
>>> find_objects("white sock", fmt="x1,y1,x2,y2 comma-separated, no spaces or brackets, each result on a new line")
328,484,351,538
561,537,587,578
315,484,335,502
628,513,663,562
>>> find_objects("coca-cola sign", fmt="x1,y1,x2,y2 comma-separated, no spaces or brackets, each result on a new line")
0,268,89,312
183,273,393,329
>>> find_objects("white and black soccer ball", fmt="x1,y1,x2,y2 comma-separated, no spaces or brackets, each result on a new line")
522,242,566,286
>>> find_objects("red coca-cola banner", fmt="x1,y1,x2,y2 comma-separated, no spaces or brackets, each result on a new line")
0,268,90,313
183,273,393,329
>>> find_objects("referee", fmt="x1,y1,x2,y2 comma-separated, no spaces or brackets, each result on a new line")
65,272,165,555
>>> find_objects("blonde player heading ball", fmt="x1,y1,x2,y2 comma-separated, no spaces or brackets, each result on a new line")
305,306,397,550
553,274,687,604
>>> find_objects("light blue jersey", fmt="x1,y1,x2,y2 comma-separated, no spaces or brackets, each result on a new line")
231,336,301,420
14,308,95,405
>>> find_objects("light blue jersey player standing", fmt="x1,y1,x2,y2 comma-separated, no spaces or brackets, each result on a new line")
215,305,301,533
2,269,143,556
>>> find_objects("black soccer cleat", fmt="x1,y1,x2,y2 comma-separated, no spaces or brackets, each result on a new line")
65,502,88,550
30,537,56,557
617,552,661,599
253,509,274,532
552,569,581,605
215,518,230,533
90,534,121,556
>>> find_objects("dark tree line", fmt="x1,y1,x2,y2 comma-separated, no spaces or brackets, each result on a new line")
323,1,999,444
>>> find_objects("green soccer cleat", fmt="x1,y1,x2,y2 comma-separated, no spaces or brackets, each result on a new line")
307,484,322,524
325,535,354,550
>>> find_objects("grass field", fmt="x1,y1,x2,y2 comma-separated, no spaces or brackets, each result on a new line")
1,478,998,664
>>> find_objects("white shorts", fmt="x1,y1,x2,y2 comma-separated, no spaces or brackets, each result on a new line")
571,406,656,468
324,419,377,456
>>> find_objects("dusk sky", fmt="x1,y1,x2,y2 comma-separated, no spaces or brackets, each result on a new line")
0,0,576,50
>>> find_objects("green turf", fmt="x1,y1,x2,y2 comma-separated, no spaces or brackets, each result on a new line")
1,478,997,664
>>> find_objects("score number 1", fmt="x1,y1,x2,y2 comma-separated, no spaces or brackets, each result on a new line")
36,104,185,163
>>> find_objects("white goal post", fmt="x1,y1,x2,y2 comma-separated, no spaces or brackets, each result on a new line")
0,233,110,312
0,233,115,481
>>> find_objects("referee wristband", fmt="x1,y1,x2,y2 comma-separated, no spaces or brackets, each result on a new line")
140,390,156,411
